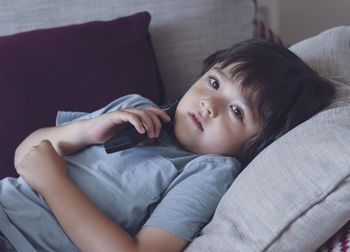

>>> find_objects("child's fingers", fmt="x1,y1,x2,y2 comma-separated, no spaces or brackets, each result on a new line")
141,107,172,137
137,110,157,138
145,110,163,137
116,109,147,135
118,108,158,138
110,106,171,138
144,107,171,123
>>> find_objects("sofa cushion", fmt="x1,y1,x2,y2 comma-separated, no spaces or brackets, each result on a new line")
318,221,350,252
185,26,350,251
0,12,163,178
0,0,255,100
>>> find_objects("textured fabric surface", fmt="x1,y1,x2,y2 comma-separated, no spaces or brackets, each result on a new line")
318,221,350,252
185,26,350,252
290,27,350,109
0,232,16,252
0,12,162,179
0,0,255,100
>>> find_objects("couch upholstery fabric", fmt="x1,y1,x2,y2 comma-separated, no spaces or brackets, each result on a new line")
0,0,255,100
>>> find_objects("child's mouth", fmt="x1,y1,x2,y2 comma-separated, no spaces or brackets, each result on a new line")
188,112,203,131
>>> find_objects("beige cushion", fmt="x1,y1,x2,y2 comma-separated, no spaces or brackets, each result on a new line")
0,0,255,100
185,26,350,251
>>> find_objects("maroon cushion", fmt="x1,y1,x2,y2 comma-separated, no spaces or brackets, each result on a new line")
0,12,164,178
318,221,350,251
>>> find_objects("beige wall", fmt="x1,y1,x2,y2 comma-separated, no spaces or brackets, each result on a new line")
257,0,350,45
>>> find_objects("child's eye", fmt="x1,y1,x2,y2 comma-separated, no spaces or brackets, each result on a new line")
209,77,220,90
231,105,243,120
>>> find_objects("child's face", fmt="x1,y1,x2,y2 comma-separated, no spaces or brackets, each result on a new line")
174,64,261,156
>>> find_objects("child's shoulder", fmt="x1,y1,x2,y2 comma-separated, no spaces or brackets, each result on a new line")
185,154,242,174
110,94,157,109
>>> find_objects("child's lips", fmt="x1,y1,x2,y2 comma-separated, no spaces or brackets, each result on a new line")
188,112,203,131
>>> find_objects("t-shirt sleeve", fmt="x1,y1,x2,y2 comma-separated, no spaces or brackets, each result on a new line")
56,94,157,126
143,155,241,241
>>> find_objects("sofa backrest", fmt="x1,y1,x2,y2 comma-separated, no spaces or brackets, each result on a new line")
0,0,256,100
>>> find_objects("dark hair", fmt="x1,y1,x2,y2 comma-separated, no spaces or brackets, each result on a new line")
201,39,335,167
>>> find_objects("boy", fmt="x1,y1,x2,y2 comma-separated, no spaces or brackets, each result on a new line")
0,39,334,251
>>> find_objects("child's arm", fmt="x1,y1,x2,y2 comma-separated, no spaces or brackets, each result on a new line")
15,106,186,251
14,106,170,167
14,120,89,167
16,140,187,252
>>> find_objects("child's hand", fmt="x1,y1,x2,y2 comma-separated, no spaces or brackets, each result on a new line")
86,107,171,144
15,140,68,193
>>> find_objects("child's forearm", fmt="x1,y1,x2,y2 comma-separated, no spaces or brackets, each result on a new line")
42,177,138,252
14,106,171,168
18,141,186,252
14,120,91,167
16,139,138,250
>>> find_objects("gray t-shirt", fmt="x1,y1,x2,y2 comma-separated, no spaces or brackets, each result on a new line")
0,94,241,251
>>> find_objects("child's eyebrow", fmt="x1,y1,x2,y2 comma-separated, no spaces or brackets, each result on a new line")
212,66,257,122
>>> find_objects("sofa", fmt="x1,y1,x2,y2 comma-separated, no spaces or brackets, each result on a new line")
0,0,349,251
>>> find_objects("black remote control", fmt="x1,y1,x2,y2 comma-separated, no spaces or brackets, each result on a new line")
104,99,179,154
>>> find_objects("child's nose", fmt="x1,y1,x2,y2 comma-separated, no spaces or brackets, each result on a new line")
200,99,217,118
